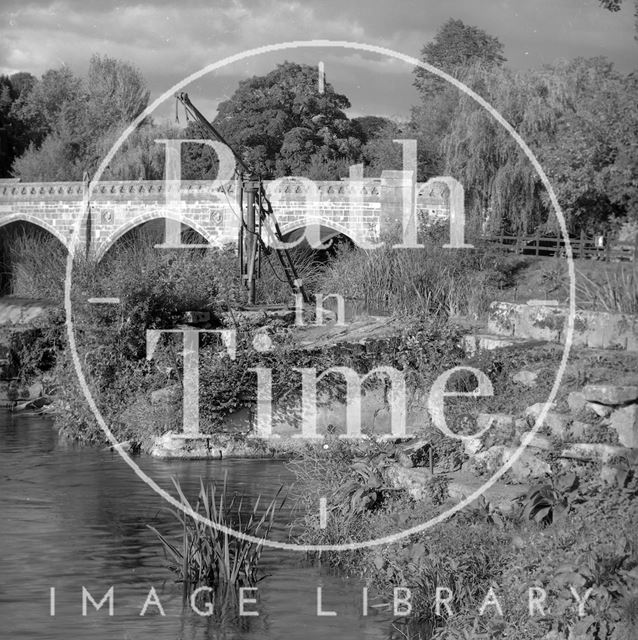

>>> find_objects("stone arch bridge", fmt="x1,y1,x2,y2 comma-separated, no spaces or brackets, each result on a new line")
0,173,450,260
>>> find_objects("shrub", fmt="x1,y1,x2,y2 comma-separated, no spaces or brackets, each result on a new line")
0,227,67,298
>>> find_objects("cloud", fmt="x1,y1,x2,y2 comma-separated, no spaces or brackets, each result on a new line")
1,0,635,120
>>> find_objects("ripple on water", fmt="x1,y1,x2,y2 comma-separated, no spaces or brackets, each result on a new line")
0,411,390,640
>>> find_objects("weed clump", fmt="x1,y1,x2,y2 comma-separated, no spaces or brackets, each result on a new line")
148,475,282,593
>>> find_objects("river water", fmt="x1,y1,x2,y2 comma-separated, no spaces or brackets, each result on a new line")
0,410,393,640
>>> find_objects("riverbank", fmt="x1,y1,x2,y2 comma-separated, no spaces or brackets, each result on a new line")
2,242,637,639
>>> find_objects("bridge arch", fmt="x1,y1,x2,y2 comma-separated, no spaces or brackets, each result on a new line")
0,213,69,249
276,219,360,250
94,212,222,261
0,215,69,296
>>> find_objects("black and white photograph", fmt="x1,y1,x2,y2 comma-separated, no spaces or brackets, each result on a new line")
1,2,637,638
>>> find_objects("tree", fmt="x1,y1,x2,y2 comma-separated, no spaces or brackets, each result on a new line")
95,122,181,180
8,72,35,97
353,115,396,143
409,90,459,178
11,131,79,181
10,66,83,148
11,56,150,181
209,62,364,179
357,118,402,176
178,120,222,181
0,72,36,176
410,20,507,181
440,58,638,234
413,19,506,98
85,55,149,134
538,59,638,230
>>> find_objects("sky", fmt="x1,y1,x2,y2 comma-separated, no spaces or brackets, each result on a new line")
1,0,636,121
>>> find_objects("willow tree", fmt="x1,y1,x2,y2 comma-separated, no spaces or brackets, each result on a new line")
441,58,636,234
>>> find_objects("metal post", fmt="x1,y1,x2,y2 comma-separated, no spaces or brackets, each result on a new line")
237,173,244,281
244,178,258,305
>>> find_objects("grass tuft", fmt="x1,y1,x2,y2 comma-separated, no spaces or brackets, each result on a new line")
576,264,638,314
148,475,283,595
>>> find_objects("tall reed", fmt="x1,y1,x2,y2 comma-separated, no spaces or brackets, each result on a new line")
317,238,504,319
148,476,282,594
576,264,638,314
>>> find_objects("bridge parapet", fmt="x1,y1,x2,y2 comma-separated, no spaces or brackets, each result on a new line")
0,177,450,258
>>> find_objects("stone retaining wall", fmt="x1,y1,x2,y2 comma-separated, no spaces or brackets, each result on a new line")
488,301,638,351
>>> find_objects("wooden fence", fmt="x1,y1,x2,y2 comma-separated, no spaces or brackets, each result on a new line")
477,231,637,262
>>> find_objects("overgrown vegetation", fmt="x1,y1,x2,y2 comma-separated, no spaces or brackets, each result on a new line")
2,217,529,447
576,264,638,314
317,226,522,319
0,225,66,298
288,436,638,639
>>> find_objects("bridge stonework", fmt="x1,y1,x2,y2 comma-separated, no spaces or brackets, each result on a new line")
0,176,450,259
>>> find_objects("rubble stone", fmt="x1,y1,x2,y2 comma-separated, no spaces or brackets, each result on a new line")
569,421,590,440
567,391,586,415
586,402,612,418
521,433,553,451
582,384,638,406
525,403,570,436
512,370,539,387
525,402,557,420
478,413,516,446
469,446,505,475
464,438,483,456
560,443,632,462
27,381,43,399
469,445,551,481
609,405,638,448
506,448,552,482
383,464,431,500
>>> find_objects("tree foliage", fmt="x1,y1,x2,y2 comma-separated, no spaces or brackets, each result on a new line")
95,122,181,181
0,72,36,176
209,61,364,179
411,19,507,180
11,55,149,181
414,18,506,99
85,55,149,132
441,58,638,233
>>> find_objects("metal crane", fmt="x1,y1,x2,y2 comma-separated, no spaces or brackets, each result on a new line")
174,92,311,306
